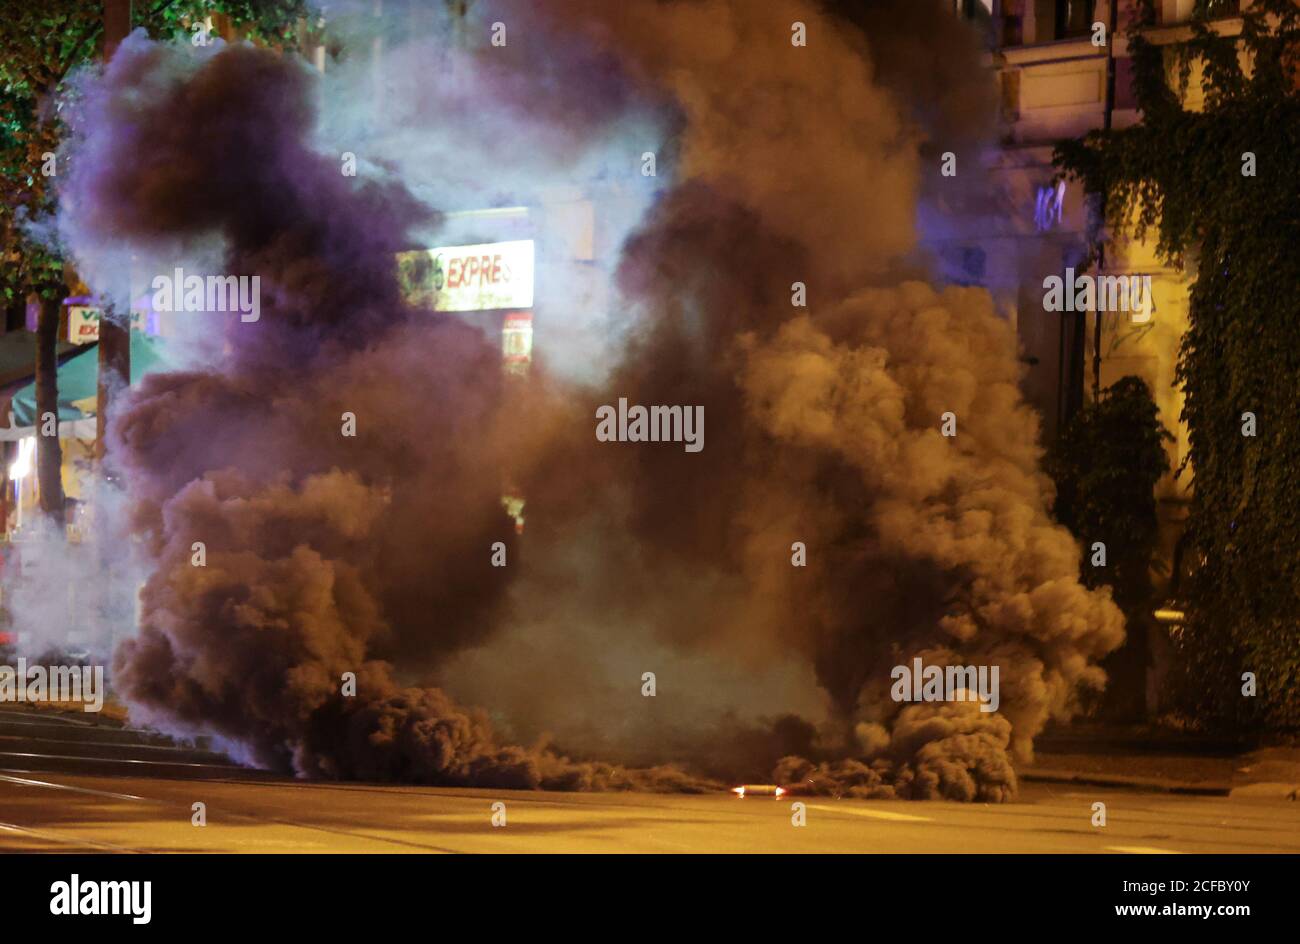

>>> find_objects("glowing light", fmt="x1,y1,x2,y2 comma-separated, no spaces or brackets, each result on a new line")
733,784,786,798
1034,181,1066,232
8,437,35,481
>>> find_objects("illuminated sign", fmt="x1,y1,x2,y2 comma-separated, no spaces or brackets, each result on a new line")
1034,182,1065,232
398,239,534,312
502,311,533,372
67,306,147,345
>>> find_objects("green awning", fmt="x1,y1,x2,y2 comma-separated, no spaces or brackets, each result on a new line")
10,333,173,427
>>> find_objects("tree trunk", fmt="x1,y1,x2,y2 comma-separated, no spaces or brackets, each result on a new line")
102,0,131,60
34,294,64,523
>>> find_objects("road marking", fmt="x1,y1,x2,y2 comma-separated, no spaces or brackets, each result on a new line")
0,772,146,801
1,772,468,853
0,734,226,755
806,803,933,822
0,750,245,770
0,709,98,727
1105,845,1183,854
0,821,140,853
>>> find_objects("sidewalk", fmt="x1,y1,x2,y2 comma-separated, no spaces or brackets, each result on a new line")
1021,725,1300,798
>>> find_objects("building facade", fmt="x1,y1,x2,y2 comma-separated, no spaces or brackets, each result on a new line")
940,0,1261,712
949,0,1255,579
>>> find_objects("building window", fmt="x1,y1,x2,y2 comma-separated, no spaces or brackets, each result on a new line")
1055,0,1096,39
952,0,993,18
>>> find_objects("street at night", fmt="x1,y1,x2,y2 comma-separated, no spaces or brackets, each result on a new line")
0,0,1297,924
0,706,1295,853
6,776,1298,856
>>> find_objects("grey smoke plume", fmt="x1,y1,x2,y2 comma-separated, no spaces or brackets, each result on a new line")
39,0,1124,799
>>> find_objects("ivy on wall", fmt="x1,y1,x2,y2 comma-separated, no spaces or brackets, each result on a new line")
1055,0,1300,732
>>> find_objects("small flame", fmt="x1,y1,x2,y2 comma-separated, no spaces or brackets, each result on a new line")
732,786,745,797
774,786,786,798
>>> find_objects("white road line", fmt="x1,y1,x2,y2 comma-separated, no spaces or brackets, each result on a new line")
0,734,223,754
0,709,98,727
0,822,140,853
0,772,146,801
0,771,463,853
806,803,933,822
0,750,245,770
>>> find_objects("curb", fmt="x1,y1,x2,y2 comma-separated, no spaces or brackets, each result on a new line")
1227,782,1300,800
1020,767,1232,796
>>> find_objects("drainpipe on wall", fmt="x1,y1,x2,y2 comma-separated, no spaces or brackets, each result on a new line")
1093,0,1120,399
98,0,132,463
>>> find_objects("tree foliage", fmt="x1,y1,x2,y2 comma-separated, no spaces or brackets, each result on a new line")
0,0,311,525
1054,0,1300,732
0,0,312,306
1047,376,1172,610
0,2,102,303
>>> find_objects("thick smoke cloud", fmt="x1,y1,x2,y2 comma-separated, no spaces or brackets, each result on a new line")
37,0,1126,800
52,35,704,792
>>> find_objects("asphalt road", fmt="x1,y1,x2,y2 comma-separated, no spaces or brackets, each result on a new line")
1,707,1296,853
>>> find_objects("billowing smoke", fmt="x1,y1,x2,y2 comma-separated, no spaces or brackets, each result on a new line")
36,0,1124,800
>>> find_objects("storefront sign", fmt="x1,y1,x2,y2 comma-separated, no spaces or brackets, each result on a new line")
398,240,534,312
67,306,147,345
